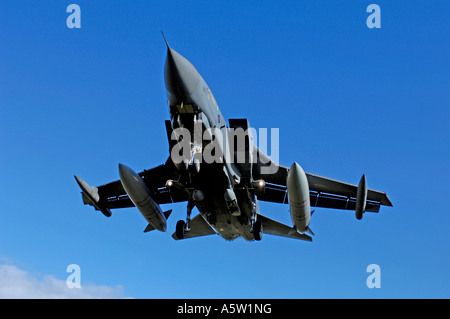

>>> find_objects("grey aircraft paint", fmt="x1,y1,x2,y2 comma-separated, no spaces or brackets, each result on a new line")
75,39,392,242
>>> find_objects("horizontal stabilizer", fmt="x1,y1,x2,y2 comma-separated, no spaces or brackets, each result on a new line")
257,214,312,242
172,214,217,240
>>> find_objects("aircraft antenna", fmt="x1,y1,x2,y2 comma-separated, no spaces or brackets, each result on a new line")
161,30,169,48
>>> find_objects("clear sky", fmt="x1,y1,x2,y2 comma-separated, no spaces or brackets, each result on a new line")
0,1,448,298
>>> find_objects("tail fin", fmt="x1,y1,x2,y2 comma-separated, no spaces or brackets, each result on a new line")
144,224,155,233
164,209,172,219
257,214,312,242
306,226,315,236
144,210,172,233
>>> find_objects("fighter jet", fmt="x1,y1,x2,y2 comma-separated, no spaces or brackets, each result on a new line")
74,38,392,242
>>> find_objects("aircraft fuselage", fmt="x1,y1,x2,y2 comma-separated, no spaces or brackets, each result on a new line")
164,46,258,241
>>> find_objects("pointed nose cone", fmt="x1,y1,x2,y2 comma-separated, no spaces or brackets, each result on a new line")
118,163,134,182
164,47,201,100
118,163,143,195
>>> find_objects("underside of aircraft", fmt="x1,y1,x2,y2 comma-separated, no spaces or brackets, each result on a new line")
75,37,392,242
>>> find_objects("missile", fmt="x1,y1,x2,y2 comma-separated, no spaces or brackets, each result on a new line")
355,174,368,220
287,162,311,234
118,163,168,232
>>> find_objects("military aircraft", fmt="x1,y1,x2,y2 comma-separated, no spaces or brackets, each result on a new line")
74,37,392,242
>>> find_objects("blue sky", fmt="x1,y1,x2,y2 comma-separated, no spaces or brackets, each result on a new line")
0,1,449,298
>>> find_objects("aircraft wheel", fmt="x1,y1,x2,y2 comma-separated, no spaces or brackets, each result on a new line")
253,220,263,241
176,220,186,239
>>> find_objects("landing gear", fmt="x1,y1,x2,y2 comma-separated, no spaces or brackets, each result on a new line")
249,200,262,241
253,220,263,241
175,197,195,239
176,220,186,239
